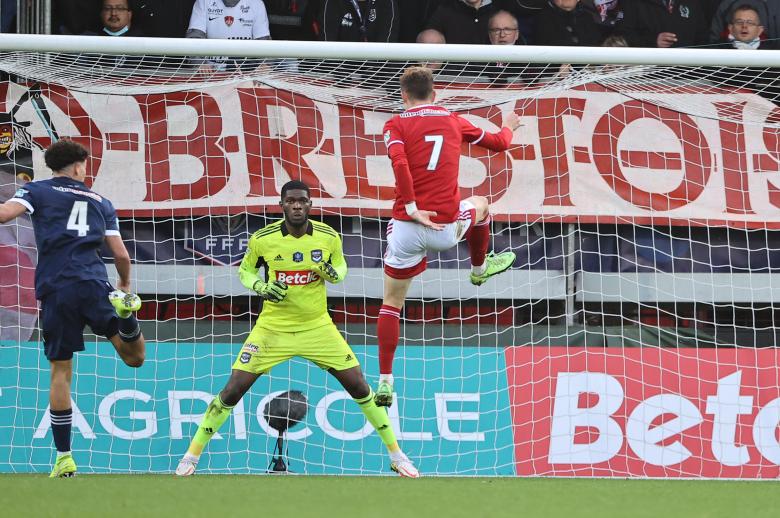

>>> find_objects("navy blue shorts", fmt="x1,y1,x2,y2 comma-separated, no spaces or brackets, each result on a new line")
40,280,120,361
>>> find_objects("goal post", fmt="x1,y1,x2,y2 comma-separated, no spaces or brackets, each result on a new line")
1,35,780,477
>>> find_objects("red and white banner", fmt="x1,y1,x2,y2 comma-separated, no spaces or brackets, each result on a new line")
506,347,780,478
2,78,780,226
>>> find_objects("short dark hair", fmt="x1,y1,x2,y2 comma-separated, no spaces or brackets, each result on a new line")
731,4,762,23
280,180,310,200
400,66,434,102
44,140,89,172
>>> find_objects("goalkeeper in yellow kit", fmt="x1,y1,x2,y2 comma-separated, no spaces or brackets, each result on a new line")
175,180,419,477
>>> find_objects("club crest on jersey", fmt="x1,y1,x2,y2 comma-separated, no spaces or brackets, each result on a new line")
293,251,304,262
383,130,391,145
239,352,251,363
14,188,27,197
311,249,322,263
276,270,316,285
224,15,234,26
679,5,690,18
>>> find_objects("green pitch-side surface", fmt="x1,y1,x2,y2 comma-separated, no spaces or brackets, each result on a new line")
1,475,778,518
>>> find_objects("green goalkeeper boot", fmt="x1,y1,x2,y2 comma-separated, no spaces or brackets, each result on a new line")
374,381,393,407
49,454,77,478
469,251,516,286
109,290,142,318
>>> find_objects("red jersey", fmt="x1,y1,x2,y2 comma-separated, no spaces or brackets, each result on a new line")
383,104,513,223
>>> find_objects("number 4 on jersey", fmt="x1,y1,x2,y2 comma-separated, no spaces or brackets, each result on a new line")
67,200,90,236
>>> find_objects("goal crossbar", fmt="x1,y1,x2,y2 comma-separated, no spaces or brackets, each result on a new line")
1,33,780,67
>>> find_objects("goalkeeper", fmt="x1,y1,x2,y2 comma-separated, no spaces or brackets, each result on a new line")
176,180,419,477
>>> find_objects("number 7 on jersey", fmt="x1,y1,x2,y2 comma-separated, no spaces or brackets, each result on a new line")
424,134,443,171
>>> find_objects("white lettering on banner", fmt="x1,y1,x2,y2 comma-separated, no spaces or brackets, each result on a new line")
98,389,157,440
547,371,780,467
33,399,96,439
626,394,702,466
434,393,485,442
387,393,434,441
13,81,780,226
548,372,623,464
753,397,780,464
168,390,223,440
705,371,752,466
315,391,374,440
28,390,481,442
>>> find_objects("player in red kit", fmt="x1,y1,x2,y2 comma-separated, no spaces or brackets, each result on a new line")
374,66,521,407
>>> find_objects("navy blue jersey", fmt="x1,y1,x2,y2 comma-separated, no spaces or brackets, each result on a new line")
9,176,120,299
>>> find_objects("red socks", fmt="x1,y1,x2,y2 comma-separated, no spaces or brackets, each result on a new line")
467,214,491,267
378,304,401,374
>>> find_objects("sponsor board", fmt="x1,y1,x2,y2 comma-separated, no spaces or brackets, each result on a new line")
0,342,514,474
506,347,780,478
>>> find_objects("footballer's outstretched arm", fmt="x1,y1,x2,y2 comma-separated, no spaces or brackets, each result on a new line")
459,111,521,152
0,199,28,224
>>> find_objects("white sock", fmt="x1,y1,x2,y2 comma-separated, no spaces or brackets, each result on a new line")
390,449,407,462
57,450,71,459
183,453,200,463
471,262,486,276
379,373,394,385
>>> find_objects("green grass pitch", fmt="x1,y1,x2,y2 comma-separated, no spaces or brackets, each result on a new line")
1,475,779,518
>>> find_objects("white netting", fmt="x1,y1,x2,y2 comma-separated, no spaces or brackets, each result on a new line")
2,40,780,477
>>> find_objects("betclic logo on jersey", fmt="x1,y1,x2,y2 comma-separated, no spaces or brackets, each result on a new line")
276,270,318,285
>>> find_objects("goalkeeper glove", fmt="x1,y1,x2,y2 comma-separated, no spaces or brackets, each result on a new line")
314,261,340,283
252,280,288,303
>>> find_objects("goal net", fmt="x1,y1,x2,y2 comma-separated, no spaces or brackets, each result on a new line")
2,36,780,477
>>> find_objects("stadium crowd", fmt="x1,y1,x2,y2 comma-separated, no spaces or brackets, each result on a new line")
0,0,775,51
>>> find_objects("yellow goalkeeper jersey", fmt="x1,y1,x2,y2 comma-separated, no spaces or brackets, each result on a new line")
238,219,347,332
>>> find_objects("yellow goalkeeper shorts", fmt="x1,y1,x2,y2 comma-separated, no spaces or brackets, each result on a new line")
232,323,360,375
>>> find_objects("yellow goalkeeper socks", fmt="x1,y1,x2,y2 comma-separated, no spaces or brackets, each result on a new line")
187,395,234,457
355,390,400,453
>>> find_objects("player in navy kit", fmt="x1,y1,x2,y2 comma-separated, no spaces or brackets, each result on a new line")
0,140,145,477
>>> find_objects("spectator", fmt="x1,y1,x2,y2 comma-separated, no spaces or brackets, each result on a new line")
582,0,622,36
715,5,779,104
265,0,317,40
617,0,709,48
426,0,499,45
486,9,525,83
133,1,195,38
86,0,144,37
488,8,525,44
709,0,777,43
717,4,772,48
187,0,271,71
187,0,270,40
316,0,400,42
416,28,446,70
533,0,604,46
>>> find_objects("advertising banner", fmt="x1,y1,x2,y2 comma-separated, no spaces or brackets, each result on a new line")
1,79,778,226
506,346,780,478
0,342,514,475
